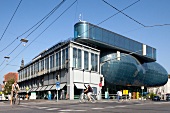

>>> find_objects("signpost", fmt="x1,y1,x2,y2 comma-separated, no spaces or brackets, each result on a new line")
56,82,60,102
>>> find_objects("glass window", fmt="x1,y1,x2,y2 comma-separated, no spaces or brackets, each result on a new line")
31,65,33,75
73,48,81,69
91,53,98,72
62,49,65,67
50,54,54,69
56,52,59,68
46,57,49,70
74,23,89,38
91,53,95,71
95,54,98,72
59,52,61,68
78,49,81,69
84,51,88,70
73,48,77,68
41,59,44,71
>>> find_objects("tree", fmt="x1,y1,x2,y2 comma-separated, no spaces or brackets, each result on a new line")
3,79,15,95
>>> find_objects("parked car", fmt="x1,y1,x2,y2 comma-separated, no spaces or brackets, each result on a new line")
166,94,170,101
152,96,160,101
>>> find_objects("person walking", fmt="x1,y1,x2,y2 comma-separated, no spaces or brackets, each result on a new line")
117,91,120,102
129,92,132,100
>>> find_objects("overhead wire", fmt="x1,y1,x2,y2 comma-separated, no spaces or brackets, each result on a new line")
0,0,23,42
0,0,65,53
78,0,140,37
103,0,170,28
0,0,66,68
0,0,78,72
5,0,66,56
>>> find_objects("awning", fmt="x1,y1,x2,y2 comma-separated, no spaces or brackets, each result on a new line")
36,87,42,91
45,85,53,91
31,87,38,92
84,84,97,88
28,88,32,92
40,86,47,91
50,83,66,90
74,83,85,89
50,85,56,90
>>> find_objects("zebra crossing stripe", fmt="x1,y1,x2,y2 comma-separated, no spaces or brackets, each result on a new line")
46,108,59,110
92,108,104,109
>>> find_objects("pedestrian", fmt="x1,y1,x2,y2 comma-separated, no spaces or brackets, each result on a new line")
119,90,122,101
129,92,132,100
117,91,120,102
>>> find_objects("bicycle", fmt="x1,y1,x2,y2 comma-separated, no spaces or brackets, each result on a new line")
12,91,20,105
79,93,96,103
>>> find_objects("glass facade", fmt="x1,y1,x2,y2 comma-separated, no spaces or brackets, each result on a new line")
73,48,81,69
101,53,168,87
18,41,99,84
84,51,88,70
74,22,156,60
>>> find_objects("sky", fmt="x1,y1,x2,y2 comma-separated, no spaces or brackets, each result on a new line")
0,0,170,84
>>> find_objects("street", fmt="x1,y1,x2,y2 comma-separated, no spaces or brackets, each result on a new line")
1,100,170,113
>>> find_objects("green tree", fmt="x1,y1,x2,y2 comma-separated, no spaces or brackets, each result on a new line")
3,79,15,95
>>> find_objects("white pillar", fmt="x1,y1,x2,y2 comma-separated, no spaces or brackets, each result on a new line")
67,44,74,100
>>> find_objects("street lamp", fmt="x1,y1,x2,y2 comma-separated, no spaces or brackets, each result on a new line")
20,38,28,46
4,56,10,59
20,38,28,43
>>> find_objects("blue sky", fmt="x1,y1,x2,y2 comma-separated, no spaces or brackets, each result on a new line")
0,0,169,84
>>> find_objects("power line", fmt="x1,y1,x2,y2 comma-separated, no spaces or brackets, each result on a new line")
3,0,66,56
103,0,170,28
0,0,66,53
78,0,140,37
102,0,145,27
0,0,23,42
0,0,77,72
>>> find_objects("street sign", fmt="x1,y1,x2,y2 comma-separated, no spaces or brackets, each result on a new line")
56,82,60,90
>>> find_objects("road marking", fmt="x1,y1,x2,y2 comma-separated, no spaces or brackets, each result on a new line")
59,109,74,112
105,106,115,108
116,105,126,107
92,108,104,109
36,106,48,109
74,110,86,111
46,108,60,110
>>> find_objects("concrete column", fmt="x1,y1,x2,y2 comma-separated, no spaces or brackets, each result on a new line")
67,44,74,100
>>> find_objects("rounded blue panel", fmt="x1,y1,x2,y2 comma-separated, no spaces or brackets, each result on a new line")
101,53,168,87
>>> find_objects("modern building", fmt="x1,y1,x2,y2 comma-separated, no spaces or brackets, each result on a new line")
18,41,103,100
18,21,168,100
148,74,170,100
74,21,168,87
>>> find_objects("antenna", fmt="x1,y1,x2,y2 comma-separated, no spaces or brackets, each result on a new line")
79,13,83,21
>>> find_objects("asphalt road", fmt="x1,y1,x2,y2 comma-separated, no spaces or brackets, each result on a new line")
1,100,170,113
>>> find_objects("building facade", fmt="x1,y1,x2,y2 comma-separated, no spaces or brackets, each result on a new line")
18,21,168,100
18,41,102,100
74,21,168,87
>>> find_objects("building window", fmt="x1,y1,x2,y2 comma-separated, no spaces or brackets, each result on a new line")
50,54,54,69
45,57,49,70
41,59,44,71
62,49,66,67
56,52,59,69
73,48,81,69
84,51,88,70
91,53,98,72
